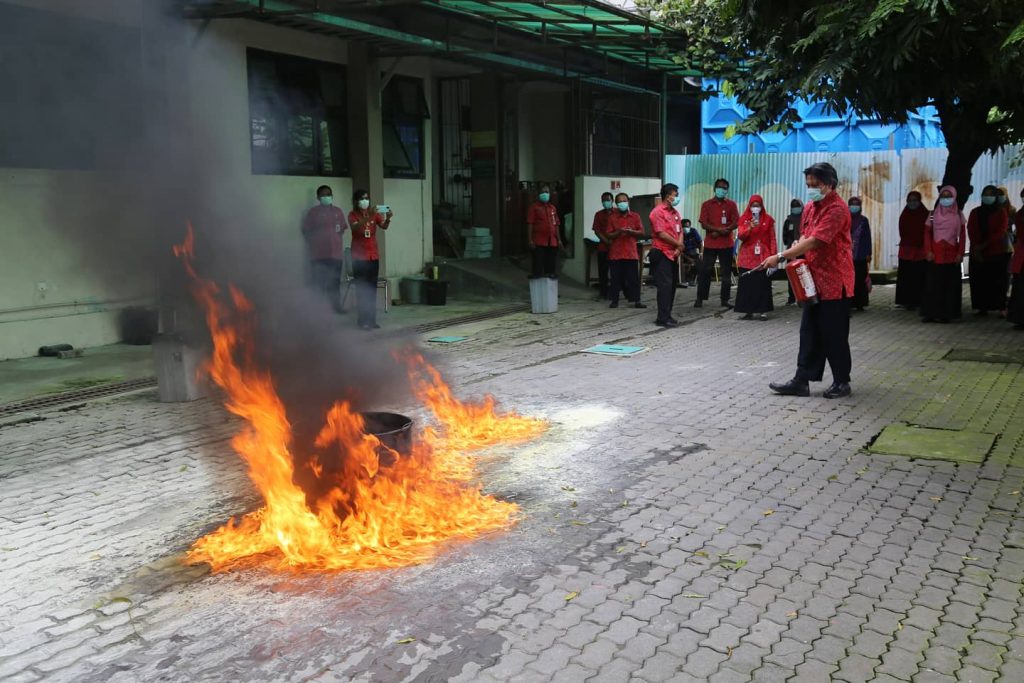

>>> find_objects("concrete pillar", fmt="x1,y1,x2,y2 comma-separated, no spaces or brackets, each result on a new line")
347,43,386,272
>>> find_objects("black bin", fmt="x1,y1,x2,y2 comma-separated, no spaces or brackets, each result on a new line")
423,280,448,306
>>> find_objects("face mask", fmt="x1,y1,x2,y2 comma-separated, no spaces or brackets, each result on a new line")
538,192,551,202
998,195,1008,204
714,187,728,199
683,225,692,233
939,197,955,208
616,202,629,212
671,197,681,207
358,198,370,210
808,188,824,203
907,201,921,210
602,200,613,210
791,207,802,215
982,196,996,206
751,206,762,215
319,196,333,206
850,205,861,214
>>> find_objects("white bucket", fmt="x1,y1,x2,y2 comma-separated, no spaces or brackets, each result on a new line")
529,277,558,314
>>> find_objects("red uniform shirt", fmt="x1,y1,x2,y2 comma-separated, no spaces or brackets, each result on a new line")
348,210,386,261
898,206,930,261
528,202,560,247
967,207,1010,258
607,210,642,261
1012,210,1024,275
302,205,348,261
649,203,682,258
593,209,612,253
698,197,740,250
736,215,778,270
923,213,966,265
802,191,854,301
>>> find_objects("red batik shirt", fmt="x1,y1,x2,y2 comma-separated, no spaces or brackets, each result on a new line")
649,203,682,258
593,209,612,253
898,206,929,261
698,197,740,250
302,205,348,261
801,191,854,301
607,210,642,261
967,207,1010,258
528,202,560,247
736,210,777,270
348,210,387,261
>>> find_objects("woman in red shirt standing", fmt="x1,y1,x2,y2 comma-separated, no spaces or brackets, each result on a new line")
1007,190,1024,329
348,189,392,330
967,185,1010,316
921,186,966,323
605,192,646,310
734,194,777,321
759,162,854,399
895,191,930,310
527,184,562,278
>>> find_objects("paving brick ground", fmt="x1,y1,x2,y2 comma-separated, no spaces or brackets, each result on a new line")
3,282,1024,682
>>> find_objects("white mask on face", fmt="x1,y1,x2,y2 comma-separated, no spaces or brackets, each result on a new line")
751,206,762,215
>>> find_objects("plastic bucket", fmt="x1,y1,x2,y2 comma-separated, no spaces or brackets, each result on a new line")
529,277,558,314
424,280,448,305
400,277,426,304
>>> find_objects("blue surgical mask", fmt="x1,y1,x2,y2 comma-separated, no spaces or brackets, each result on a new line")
616,201,629,212
319,196,333,206
850,205,861,214
907,200,921,210
602,200,613,210
982,196,996,206
939,197,955,208
791,207,802,215
358,198,370,210
538,192,551,203
714,187,728,199
671,197,681,207
808,188,824,203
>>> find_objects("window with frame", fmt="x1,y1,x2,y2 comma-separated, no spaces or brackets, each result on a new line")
382,76,430,179
247,48,348,177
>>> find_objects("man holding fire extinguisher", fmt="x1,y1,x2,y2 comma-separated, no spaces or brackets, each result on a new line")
758,162,854,399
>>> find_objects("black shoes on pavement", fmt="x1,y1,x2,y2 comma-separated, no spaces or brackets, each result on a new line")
769,379,810,397
823,382,852,399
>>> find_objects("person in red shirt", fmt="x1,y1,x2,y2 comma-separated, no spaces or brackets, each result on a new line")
734,195,777,320
895,191,930,310
302,185,349,314
347,189,392,330
1008,189,1024,329
921,185,967,323
592,192,614,299
696,178,740,308
649,183,685,327
759,162,854,399
527,184,562,278
967,185,1011,316
605,192,647,310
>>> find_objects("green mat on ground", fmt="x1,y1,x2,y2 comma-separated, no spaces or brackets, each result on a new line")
581,344,648,357
869,424,994,463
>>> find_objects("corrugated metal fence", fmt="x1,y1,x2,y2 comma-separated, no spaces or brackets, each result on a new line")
665,147,1024,270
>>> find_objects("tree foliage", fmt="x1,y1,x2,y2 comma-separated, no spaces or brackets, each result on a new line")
641,0,1024,190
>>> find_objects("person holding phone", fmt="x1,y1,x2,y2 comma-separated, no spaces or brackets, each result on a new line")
348,189,392,330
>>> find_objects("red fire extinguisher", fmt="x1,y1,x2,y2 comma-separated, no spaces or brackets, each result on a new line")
786,259,819,305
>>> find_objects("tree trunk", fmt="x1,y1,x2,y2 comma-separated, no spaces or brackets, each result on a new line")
935,99,992,209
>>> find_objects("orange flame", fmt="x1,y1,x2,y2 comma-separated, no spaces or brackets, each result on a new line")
175,225,546,571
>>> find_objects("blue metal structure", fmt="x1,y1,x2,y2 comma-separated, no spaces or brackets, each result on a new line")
701,82,945,154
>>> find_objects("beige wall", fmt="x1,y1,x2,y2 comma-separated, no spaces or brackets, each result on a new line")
0,5,435,359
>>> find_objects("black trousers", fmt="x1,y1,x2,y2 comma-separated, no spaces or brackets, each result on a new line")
597,252,609,298
532,246,558,278
921,262,963,321
351,259,380,326
853,259,870,308
311,258,343,312
697,247,734,304
895,259,927,308
649,249,677,322
795,298,852,384
608,259,640,304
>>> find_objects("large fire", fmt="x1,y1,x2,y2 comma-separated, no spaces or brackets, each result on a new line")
174,227,546,571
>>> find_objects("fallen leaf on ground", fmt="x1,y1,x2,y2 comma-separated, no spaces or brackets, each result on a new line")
930,496,942,501
762,509,774,516
616,546,627,554
963,556,979,561
786,611,798,618
570,501,578,508
694,551,709,558
561,486,576,492
716,526,726,531
396,637,416,644
564,592,578,602
570,520,588,526
827,474,838,481
682,593,707,599
179,465,188,472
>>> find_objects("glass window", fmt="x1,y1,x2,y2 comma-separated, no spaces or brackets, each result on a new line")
382,76,429,179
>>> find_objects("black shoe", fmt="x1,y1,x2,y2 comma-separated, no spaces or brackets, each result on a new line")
634,302,648,309
609,301,619,309
668,317,680,324
740,313,753,320
722,301,734,309
922,317,936,323
823,382,852,399
694,301,703,309
655,319,678,328
769,379,810,397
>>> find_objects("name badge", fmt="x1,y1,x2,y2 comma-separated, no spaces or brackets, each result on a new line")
721,213,728,225
335,223,341,233
754,244,762,255
364,229,371,239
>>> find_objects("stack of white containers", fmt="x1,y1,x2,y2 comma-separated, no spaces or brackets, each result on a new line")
461,227,492,258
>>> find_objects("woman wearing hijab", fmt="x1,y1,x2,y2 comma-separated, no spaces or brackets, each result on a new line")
1008,190,1024,329
734,195,777,320
968,185,1010,316
921,186,966,323
848,197,872,311
781,199,803,305
895,191,929,310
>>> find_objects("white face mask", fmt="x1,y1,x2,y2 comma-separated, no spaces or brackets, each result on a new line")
751,206,762,215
